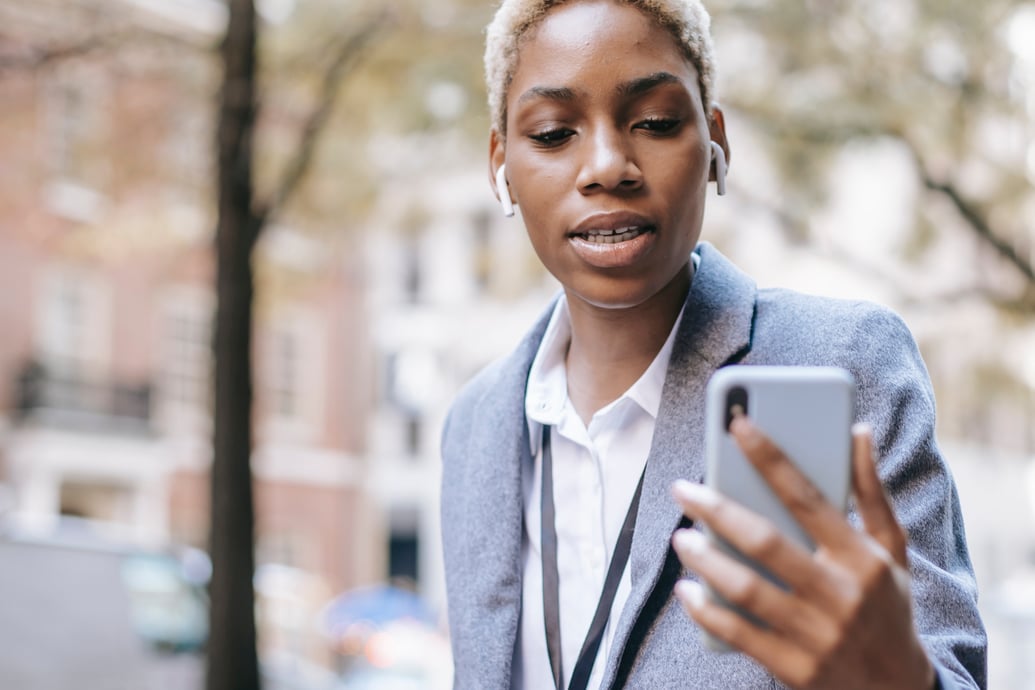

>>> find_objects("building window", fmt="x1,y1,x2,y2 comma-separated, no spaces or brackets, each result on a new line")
257,531,313,571
269,327,299,420
51,80,91,182
41,65,108,222
263,309,324,440
36,268,110,378
404,416,421,457
165,105,210,189
158,290,212,431
387,349,441,413
389,532,419,583
161,298,212,414
388,508,421,584
402,234,422,304
60,480,129,523
43,276,85,371
45,64,107,184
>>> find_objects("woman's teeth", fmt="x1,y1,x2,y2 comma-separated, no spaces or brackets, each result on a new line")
582,226,647,244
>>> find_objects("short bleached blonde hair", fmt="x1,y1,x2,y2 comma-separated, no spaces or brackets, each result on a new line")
485,0,717,135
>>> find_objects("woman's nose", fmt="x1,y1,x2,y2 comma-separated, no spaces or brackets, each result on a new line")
576,127,643,193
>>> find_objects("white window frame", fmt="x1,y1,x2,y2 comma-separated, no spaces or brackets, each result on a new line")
156,286,213,432
35,266,112,379
263,306,325,443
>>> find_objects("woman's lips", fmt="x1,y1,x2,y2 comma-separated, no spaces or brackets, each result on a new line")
568,225,656,268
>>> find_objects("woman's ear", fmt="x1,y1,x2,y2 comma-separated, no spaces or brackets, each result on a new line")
708,105,730,181
489,129,506,199
488,129,515,216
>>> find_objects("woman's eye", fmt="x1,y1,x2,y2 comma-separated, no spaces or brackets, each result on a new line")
529,128,575,146
635,118,681,134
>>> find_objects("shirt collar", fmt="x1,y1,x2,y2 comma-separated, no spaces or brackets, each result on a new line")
525,296,572,431
524,286,688,456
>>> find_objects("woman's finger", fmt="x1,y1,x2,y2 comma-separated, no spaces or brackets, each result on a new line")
850,423,908,566
728,413,857,553
675,579,826,690
671,527,836,651
671,480,839,606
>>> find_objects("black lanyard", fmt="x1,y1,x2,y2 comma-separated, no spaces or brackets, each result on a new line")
540,424,646,690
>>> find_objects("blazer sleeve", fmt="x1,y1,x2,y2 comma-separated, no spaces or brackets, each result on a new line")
847,305,987,689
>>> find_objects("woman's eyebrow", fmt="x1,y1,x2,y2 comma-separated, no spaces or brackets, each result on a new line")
514,72,683,108
616,71,683,98
516,85,576,106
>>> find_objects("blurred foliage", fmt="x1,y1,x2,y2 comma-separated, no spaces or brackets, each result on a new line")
254,0,494,226
701,0,1035,454
710,0,1034,306
252,0,1034,308
248,0,1033,452
4,0,1031,449
5,0,1029,297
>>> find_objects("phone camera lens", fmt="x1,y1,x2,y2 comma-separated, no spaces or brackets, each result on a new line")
725,386,748,431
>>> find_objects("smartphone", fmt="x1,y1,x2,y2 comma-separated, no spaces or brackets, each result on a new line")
700,365,855,651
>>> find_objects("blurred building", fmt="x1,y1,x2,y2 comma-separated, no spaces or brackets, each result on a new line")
0,0,376,607
360,127,554,612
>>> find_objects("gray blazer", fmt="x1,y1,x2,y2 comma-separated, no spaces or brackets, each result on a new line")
440,243,986,689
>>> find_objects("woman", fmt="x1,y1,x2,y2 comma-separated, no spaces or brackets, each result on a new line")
440,1,987,688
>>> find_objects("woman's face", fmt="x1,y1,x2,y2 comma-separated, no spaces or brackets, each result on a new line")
491,0,726,311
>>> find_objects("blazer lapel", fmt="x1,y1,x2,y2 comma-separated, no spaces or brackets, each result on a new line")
602,243,757,686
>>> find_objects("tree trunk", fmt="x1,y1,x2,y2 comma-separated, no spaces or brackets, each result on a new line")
208,0,261,688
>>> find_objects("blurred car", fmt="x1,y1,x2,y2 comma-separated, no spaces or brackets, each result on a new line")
0,514,207,690
336,619,452,690
321,583,437,643
122,548,210,652
0,514,445,690
261,650,351,690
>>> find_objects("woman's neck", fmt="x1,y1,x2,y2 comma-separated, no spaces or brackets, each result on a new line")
564,263,692,425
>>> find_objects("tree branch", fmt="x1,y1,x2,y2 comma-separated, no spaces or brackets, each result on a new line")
0,33,123,71
915,168,1035,286
0,30,215,72
896,136,1034,286
730,180,1035,313
254,9,394,226
730,107,1035,291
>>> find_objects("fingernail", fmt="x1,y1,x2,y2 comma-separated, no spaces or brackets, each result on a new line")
671,480,719,508
675,579,705,609
729,411,756,435
852,422,872,436
673,528,707,555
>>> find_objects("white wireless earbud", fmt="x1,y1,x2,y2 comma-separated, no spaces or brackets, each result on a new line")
710,141,727,196
495,163,515,217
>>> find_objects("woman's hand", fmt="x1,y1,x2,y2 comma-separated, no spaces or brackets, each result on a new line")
670,414,936,690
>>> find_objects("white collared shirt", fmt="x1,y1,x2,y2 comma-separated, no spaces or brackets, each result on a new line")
516,295,685,690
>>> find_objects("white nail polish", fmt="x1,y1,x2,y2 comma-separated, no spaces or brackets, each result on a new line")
672,480,719,508
676,579,705,608
674,528,707,554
